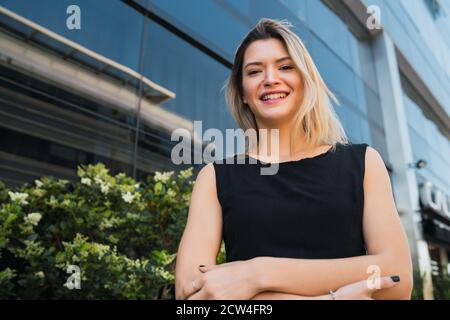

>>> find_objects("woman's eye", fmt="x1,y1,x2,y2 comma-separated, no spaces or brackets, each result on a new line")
246,65,293,76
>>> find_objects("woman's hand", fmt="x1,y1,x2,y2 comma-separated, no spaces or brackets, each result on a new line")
183,260,261,300
333,276,400,300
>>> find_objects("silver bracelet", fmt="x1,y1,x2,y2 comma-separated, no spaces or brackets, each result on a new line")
329,289,336,300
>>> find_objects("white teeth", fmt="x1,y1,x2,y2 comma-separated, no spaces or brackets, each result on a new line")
261,93,287,101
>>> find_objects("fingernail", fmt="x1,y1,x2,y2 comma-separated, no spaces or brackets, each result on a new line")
199,265,205,268
390,275,400,283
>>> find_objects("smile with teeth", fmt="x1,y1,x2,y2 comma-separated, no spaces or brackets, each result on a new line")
260,92,289,103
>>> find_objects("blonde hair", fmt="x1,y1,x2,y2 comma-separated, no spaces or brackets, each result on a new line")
225,18,348,154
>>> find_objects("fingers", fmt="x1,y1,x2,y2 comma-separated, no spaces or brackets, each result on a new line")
182,263,221,299
182,276,204,299
379,276,400,290
367,275,400,292
199,264,219,273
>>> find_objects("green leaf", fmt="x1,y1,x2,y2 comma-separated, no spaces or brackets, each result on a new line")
27,233,38,241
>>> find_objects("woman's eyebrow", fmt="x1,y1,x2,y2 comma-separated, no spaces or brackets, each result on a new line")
243,56,292,69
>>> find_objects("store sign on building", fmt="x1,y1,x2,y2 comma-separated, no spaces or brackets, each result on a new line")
420,181,450,221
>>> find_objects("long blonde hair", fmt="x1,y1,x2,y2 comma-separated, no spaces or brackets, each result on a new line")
225,18,348,154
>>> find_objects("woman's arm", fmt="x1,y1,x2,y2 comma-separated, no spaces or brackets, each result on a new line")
251,292,330,300
251,276,399,300
174,163,223,300
250,147,413,299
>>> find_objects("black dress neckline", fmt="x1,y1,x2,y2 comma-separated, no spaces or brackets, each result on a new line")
241,144,337,165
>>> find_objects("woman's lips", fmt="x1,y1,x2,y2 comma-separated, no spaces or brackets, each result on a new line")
260,94,289,105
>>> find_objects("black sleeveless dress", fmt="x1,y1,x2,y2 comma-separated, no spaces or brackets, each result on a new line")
212,143,369,262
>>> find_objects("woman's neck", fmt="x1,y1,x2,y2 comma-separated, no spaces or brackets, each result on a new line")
247,122,315,162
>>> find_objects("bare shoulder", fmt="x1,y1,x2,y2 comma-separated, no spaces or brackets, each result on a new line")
364,146,390,189
365,146,385,170
192,162,217,195
188,162,221,220
196,162,215,183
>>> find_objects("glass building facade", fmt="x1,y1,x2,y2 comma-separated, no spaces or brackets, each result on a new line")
0,0,388,182
0,0,449,298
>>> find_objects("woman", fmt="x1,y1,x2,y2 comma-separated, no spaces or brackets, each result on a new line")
175,18,413,300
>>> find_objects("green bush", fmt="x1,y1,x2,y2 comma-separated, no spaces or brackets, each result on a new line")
411,268,450,300
411,269,424,300
0,163,205,299
432,271,450,300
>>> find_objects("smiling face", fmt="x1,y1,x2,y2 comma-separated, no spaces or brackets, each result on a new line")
241,38,304,127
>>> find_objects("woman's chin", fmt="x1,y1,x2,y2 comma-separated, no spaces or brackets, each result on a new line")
255,105,296,123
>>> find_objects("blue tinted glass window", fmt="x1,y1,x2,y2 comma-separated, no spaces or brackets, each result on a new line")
404,93,450,191
143,20,236,133
1,0,144,71
148,0,249,61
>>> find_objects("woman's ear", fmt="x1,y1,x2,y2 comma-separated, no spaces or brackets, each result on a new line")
242,96,247,104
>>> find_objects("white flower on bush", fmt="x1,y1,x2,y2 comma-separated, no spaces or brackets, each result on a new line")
34,271,45,279
122,191,133,203
167,188,176,198
93,243,110,260
91,175,111,194
151,265,175,282
35,180,44,188
125,257,147,270
100,183,110,195
134,183,140,190
49,196,58,208
24,212,42,226
31,188,46,198
81,178,92,186
122,191,137,203
154,171,174,184
8,192,29,205
94,176,103,185
178,168,193,179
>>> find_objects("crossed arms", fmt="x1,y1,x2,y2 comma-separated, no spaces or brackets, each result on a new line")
175,147,413,300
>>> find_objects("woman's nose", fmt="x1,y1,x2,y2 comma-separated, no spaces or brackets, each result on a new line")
263,68,280,86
